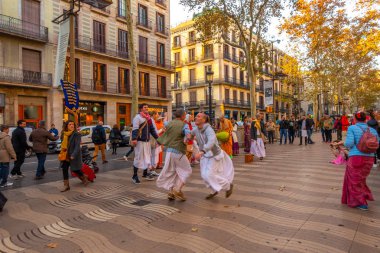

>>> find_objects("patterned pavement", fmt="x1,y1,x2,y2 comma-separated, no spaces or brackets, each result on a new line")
0,138,379,253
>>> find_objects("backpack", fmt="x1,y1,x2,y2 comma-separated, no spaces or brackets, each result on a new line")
92,128,102,144
357,126,379,154
323,119,331,129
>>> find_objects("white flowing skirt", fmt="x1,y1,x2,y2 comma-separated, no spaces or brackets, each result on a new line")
200,151,234,192
133,142,151,169
250,138,266,158
151,145,162,168
301,130,308,137
156,152,192,191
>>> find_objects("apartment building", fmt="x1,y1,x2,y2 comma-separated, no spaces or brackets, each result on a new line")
0,0,172,128
171,20,297,121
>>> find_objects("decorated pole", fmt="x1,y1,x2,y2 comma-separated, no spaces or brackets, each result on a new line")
61,80,80,126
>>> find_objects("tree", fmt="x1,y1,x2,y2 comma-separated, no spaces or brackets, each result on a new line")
126,0,139,118
180,0,287,114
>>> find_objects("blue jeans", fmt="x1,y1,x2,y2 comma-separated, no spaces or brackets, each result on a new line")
0,162,10,185
280,129,288,144
307,130,313,143
36,153,47,177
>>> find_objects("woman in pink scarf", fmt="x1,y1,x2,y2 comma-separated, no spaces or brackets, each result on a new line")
341,112,379,211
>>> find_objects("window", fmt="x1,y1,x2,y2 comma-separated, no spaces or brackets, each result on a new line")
157,43,165,67
93,21,106,53
138,36,148,63
188,31,195,43
138,4,148,26
174,52,181,66
233,90,237,105
232,48,236,61
190,91,197,104
232,68,237,83
223,44,230,58
204,65,212,80
174,71,181,87
247,93,250,104
118,29,128,58
157,76,166,98
139,72,149,96
240,70,244,84
118,0,126,17
22,48,41,83
188,48,195,62
189,69,196,85
204,44,213,59
22,0,40,35
173,36,181,47
225,89,230,101
240,92,244,103
93,63,107,91
63,57,80,85
224,65,229,82
176,93,182,106
156,13,165,33
118,67,130,94
259,96,264,108
259,78,264,90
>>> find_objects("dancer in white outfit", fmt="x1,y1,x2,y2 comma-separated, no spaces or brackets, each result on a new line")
156,109,192,201
188,113,234,199
250,113,267,160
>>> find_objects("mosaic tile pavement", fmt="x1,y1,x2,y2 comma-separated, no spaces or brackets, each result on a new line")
0,140,379,253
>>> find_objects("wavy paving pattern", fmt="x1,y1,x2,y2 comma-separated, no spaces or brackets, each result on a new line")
0,141,379,253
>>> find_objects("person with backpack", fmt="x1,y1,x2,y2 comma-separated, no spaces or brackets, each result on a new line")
92,121,108,164
341,111,379,211
110,124,122,155
367,110,380,168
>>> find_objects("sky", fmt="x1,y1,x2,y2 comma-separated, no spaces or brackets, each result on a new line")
169,0,291,52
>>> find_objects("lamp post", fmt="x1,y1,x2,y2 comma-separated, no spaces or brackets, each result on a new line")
270,40,280,120
206,70,214,125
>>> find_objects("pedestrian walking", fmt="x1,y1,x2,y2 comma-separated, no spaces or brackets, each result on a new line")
231,118,239,156
59,120,89,192
218,116,233,158
298,115,309,146
0,125,17,188
49,124,59,137
306,114,315,144
188,112,234,200
279,116,289,144
322,114,333,143
334,115,343,141
29,121,59,180
288,115,296,144
10,120,28,179
243,116,251,152
341,112,379,211
92,121,108,164
156,109,192,201
110,124,122,155
367,110,380,168
250,114,267,160
266,119,275,144
131,103,159,184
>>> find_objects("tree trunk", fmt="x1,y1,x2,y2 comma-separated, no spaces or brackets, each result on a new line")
126,0,138,119
246,51,257,115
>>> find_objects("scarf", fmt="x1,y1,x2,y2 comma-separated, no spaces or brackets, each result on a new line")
140,112,152,125
61,130,74,151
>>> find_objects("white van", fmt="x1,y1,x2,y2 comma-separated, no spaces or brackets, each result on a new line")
79,125,112,149
8,127,34,157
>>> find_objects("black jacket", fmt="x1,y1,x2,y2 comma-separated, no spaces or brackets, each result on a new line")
250,120,267,141
110,128,122,143
66,132,82,172
92,125,107,144
367,119,379,134
279,120,289,129
11,126,28,153
298,119,313,130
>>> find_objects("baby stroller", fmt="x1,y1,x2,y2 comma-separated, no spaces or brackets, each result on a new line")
81,145,100,173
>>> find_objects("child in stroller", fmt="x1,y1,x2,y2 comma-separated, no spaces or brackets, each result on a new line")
82,145,100,173
329,140,348,165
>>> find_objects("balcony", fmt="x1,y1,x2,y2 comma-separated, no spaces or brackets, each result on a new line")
0,66,52,87
223,77,249,89
256,85,264,92
172,41,181,49
256,103,265,110
155,0,167,8
224,99,250,108
155,25,169,37
184,57,199,65
199,99,217,107
75,35,129,60
232,56,241,64
136,16,152,31
137,52,174,71
201,53,214,61
90,6,111,16
174,60,183,68
0,14,48,42
223,53,231,61
187,37,196,45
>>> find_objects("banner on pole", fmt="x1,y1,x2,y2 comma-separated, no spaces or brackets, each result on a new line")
61,80,79,111
264,80,274,107
54,19,70,86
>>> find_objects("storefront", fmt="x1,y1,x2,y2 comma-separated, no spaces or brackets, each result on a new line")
18,96,47,128
63,101,105,126
117,103,131,128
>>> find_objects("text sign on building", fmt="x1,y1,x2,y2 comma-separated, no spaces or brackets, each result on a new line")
54,19,70,86
264,80,273,107
0,93,5,107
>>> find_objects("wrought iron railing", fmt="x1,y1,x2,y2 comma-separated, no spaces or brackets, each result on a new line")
137,52,174,70
0,66,52,86
155,25,169,36
156,0,167,7
136,16,152,30
0,14,48,42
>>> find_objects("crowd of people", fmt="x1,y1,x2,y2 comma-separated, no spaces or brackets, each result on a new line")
0,107,379,211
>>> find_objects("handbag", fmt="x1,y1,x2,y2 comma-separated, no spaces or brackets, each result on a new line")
0,191,8,212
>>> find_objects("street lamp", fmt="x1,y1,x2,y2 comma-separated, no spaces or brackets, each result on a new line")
206,70,214,124
270,39,280,119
